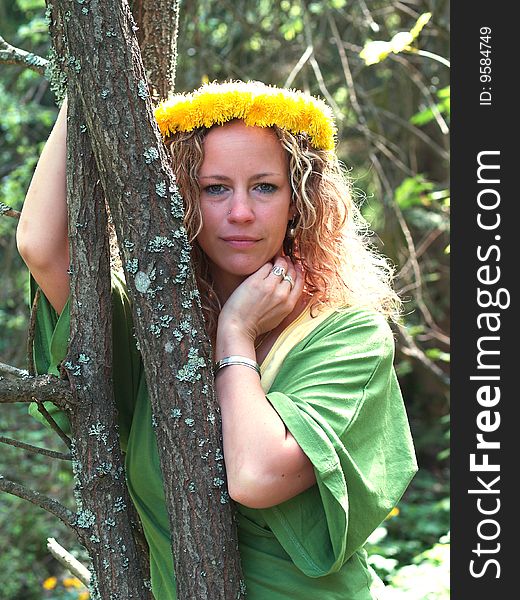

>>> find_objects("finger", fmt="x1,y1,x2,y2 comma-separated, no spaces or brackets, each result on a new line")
279,267,296,293
258,262,274,280
288,263,304,297
283,259,297,283
269,256,288,279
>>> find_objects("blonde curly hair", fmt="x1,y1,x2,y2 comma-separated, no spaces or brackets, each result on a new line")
165,123,401,340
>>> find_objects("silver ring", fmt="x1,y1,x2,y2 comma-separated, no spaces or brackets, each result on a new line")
283,274,294,290
271,265,286,277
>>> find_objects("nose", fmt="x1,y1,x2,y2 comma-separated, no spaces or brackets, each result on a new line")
227,189,255,223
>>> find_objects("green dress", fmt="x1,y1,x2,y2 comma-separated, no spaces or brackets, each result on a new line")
29,276,417,599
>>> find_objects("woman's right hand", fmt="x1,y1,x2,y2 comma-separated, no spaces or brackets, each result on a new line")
16,98,70,313
217,255,304,348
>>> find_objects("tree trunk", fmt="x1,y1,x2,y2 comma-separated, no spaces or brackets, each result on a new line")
50,0,245,598
131,0,181,100
64,93,152,599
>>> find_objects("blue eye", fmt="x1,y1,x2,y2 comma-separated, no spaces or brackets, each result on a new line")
204,184,227,195
255,183,277,193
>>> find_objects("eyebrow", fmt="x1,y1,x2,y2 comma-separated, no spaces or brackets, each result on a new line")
199,172,282,180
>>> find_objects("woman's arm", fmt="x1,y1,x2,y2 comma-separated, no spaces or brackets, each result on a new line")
215,259,316,509
16,99,70,314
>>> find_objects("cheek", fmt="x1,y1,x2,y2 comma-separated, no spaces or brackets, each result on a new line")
198,203,217,232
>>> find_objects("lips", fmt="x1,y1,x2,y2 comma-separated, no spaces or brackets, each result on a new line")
221,236,260,248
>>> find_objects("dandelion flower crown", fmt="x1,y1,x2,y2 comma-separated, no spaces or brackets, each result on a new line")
154,80,337,151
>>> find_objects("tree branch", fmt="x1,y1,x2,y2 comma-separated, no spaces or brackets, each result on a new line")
0,201,21,218
47,538,91,586
0,436,71,460
27,287,41,377
0,361,28,379
0,475,76,529
35,400,72,449
0,372,72,408
0,34,48,74
284,45,313,88
395,324,450,388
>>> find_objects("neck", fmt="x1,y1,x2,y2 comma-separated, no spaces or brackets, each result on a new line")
212,273,248,305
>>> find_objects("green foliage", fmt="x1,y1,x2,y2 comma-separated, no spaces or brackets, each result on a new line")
366,469,450,597
0,405,84,600
411,86,451,126
385,535,450,599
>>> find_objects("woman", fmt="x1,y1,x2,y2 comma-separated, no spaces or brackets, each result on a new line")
17,81,417,599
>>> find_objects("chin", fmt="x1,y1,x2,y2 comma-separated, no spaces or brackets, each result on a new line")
220,259,264,279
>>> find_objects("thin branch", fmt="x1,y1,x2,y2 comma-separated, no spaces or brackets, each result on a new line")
374,106,449,161
0,475,75,529
371,136,415,177
0,35,48,75
395,324,450,388
391,198,450,343
47,538,91,586
0,372,72,407
394,1,421,21
284,45,313,88
301,12,343,120
0,361,29,379
0,436,71,460
397,228,446,279
36,400,72,449
309,55,343,120
0,359,73,448
390,53,449,135
413,49,450,69
358,0,380,33
327,14,365,122
0,202,21,218
27,287,41,376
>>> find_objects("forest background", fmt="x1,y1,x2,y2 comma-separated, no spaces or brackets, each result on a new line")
0,0,450,598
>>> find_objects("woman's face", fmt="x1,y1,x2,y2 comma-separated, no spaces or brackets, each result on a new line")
196,120,293,293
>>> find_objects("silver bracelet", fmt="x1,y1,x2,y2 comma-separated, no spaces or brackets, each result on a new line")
214,355,261,377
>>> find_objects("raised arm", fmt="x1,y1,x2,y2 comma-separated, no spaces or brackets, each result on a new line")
16,99,70,314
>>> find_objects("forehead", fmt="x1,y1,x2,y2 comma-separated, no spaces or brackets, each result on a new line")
201,120,287,167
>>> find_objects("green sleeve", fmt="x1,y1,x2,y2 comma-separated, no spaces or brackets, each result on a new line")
27,276,72,433
27,273,142,451
260,309,418,577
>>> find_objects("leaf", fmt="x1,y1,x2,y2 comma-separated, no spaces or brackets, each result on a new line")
394,175,434,209
409,12,432,39
360,40,392,65
360,12,432,65
411,86,450,126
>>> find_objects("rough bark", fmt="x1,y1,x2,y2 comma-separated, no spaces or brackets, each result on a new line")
131,0,181,100
0,372,72,406
63,93,152,599
51,0,245,598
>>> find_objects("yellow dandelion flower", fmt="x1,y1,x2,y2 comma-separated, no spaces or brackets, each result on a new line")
42,576,58,590
78,591,90,600
63,576,83,588
154,80,336,151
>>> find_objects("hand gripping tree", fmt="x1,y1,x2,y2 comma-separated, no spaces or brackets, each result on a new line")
0,1,246,598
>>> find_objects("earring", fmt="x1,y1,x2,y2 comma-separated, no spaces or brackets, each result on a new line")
287,219,297,239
